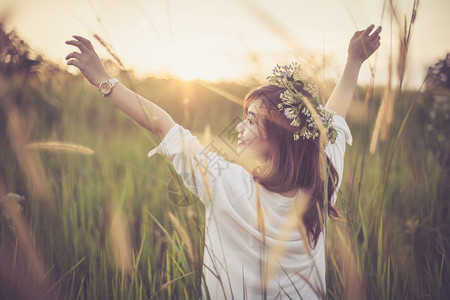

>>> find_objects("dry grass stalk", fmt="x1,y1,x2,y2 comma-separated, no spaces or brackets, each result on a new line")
370,13,394,153
109,207,134,276
130,0,164,43
369,98,384,154
27,142,95,155
298,94,329,181
0,246,50,300
370,72,394,153
255,182,268,294
156,271,195,292
168,211,195,264
5,102,48,199
265,189,311,283
255,182,266,239
381,82,395,141
0,193,49,290
93,34,126,70
201,124,211,147
371,1,419,152
328,223,363,300
198,82,243,105
391,0,419,92
295,190,313,259
347,101,369,123
186,131,213,201
237,0,307,63
302,95,329,152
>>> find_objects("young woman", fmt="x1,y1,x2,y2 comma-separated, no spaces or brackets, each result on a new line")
66,24,381,299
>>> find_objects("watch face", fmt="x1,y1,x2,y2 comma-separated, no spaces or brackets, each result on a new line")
100,82,111,95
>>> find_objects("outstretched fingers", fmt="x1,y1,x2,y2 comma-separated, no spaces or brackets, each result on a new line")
363,24,375,36
369,26,382,40
65,40,88,53
65,36,96,54
361,25,382,47
72,35,95,51
64,36,97,67
348,25,382,63
65,35,110,87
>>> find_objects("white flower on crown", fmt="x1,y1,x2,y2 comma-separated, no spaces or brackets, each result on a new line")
284,108,295,119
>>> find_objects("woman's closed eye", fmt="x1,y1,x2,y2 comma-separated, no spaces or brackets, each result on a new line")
246,118,253,125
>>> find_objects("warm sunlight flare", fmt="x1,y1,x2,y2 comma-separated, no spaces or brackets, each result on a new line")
116,25,250,81
160,39,240,81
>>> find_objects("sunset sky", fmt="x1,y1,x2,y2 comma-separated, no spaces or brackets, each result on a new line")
1,0,449,87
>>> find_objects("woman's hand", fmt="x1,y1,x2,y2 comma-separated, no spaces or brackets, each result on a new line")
348,25,382,65
65,36,111,87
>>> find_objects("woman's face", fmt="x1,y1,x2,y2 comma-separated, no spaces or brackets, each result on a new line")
235,99,271,162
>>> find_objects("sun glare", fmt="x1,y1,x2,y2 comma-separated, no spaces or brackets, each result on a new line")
117,23,247,82
158,38,246,81
164,40,211,81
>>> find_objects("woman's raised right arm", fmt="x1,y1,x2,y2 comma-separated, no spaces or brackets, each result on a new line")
65,35,175,141
325,25,381,118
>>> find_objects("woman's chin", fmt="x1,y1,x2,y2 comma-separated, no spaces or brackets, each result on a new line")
236,144,244,153
237,147,266,162
237,145,251,158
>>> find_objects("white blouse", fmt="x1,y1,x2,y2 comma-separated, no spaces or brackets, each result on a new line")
148,114,352,299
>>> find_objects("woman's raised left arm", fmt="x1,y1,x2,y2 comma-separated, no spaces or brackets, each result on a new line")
65,35,176,141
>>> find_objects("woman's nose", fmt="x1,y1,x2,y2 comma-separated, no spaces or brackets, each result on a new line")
235,119,244,133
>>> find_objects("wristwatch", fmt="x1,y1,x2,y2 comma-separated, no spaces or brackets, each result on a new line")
98,78,119,97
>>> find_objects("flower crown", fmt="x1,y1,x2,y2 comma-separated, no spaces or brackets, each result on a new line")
267,63,337,144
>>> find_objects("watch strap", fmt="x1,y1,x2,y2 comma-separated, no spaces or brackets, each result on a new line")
108,78,119,86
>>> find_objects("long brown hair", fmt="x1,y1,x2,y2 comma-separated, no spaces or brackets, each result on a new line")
243,84,340,248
